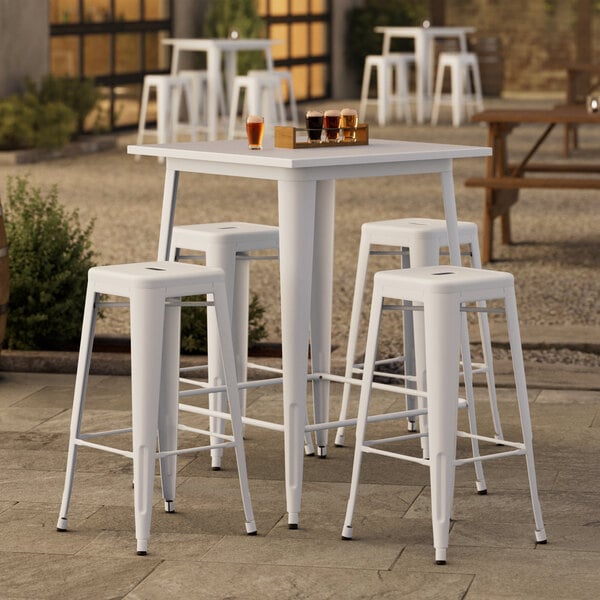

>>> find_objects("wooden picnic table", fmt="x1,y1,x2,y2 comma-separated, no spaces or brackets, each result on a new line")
465,104,600,262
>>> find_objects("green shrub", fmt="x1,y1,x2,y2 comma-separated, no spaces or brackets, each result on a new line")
204,0,266,73
2,175,96,350
0,75,101,151
0,95,36,150
27,75,102,135
345,0,427,86
0,92,77,151
179,293,267,355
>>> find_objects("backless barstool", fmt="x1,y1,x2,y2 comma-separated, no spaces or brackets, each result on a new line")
228,72,287,139
341,265,547,565
335,218,503,448
56,261,256,555
358,53,414,126
135,74,197,157
430,52,484,127
169,223,318,465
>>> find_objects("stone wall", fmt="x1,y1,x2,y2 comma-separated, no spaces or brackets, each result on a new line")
446,0,599,96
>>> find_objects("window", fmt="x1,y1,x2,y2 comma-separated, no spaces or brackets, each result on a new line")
49,0,173,130
258,0,330,102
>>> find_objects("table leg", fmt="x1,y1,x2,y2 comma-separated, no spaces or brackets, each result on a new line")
157,168,180,260
310,180,335,457
440,167,461,265
415,34,427,124
277,179,317,528
207,49,222,141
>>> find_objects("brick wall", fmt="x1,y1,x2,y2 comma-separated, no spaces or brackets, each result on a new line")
446,0,599,96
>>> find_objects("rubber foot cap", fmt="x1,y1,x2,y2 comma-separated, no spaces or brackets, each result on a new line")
288,523,298,530
56,528,67,532
137,550,147,556
212,466,221,471
435,560,446,565
537,539,548,544
341,536,352,541
247,530,258,536
477,489,488,495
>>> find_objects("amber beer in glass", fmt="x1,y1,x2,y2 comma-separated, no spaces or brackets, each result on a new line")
323,109,341,142
340,108,358,142
246,115,264,150
305,110,323,143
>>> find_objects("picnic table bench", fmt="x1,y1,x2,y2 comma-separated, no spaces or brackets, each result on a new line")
465,105,600,262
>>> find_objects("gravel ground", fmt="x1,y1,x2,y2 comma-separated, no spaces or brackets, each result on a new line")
2,96,599,366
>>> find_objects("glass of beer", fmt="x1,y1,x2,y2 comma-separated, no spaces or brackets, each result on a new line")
340,107,358,142
305,110,323,143
246,115,264,150
323,109,341,142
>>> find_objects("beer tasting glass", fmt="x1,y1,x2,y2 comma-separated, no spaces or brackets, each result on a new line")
305,110,323,143
323,109,341,142
246,115,264,150
340,107,358,142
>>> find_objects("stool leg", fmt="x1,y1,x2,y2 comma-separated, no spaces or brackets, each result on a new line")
56,286,98,532
504,288,547,543
135,80,151,159
335,233,371,447
341,284,384,541
430,61,445,126
450,61,464,127
212,282,257,535
401,248,418,432
358,62,371,123
205,243,238,470
130,289,164,555
376,63,389,126
469,237,504,440
157,302,181,513
233,253,250,421
459,311,487,494
408,238,441,459
228,80,242,139
423,290,461,565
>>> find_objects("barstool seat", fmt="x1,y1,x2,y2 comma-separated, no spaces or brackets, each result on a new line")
56,260,256,555
335,218,503,448
431,51,484,126
359,53,414,126
341,265,547,565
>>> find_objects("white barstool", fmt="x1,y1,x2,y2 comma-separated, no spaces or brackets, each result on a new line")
228,72,287,139
248,69,299,126
359,53,414,126
335,218,503,447
341,265,547,565
135,74,197,156
178,69,227,130
431,52,484,126
169,223,317,465
56,261,256,555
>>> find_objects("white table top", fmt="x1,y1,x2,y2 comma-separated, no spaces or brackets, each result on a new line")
127,138,491,174
162,37,278,50
374,25,475,37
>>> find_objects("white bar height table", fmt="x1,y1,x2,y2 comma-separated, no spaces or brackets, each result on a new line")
375,26,475,124
162,38,278,141
127,137,491,529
